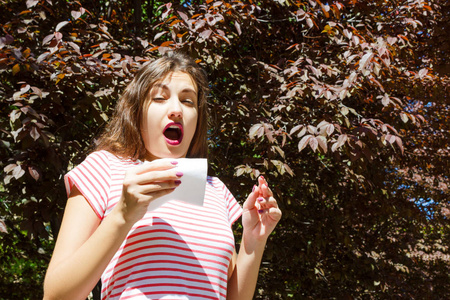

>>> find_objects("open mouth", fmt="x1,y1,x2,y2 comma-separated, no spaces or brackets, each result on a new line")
163,123,183,145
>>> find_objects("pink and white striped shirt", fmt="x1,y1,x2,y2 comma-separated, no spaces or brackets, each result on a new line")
65,150,242,300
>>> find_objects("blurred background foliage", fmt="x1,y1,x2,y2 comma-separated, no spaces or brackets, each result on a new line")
0,0,449,299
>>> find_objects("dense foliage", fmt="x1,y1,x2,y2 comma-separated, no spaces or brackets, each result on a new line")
1,0,449,298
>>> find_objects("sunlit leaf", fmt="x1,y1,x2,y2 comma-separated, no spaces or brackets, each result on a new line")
154,31,168,41
28,166,40,181
284,163,294,176
4,164,17,173
395,136,404,155
12,64,20,75
298,135,313,152
26,0,38,8
55,21,70,32
400,113,409,123
317,136,327,153
381,94,390,106
359,51,373,71
249,123,264,139
0,220,7,233
290,124,303,135
309,137,318,152
235,21,242,35
178,11,188,22
71,10,81,20
199,29,212,40
272,145,285,158
12,165,25,179
160,41,173,47
55,73,65,84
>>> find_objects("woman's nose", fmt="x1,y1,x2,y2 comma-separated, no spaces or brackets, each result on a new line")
168,110,182,118
168,99,182,119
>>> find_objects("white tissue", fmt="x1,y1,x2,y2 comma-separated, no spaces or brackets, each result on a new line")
143,158,208,211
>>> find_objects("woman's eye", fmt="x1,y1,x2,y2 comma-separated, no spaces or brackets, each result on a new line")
152,97,166,101
182,99,194,105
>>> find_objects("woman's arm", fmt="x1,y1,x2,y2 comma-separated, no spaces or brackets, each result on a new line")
43,187,133,300
227,176,282,300
44,160,182,300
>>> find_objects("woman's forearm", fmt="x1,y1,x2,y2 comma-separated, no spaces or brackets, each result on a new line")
43,209,133,300
227,235,268,300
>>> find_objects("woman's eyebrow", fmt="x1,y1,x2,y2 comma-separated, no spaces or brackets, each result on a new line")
152,84,197,95
152,83,168,91
180,88,198,95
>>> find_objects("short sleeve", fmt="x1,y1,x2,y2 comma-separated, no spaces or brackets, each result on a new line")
217,178,242,226
64,151,111,219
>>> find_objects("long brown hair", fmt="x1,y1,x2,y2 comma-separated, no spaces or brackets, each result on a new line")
95,52,209,160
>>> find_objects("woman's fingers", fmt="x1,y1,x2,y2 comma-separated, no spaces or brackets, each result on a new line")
257,196,282,221
243,185,259,211
257,176,273,199
135,160,181,182
124,160,183,189
122,161,183,204
257,176,265,188
255,176,276,210
140,179,181,194
141,187,177,202
256,196,278,210
138,169,183,185
259,206,282,221
134,159,179,175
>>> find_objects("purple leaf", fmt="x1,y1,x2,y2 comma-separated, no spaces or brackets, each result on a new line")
28,166,40,181
235,21,242,35
30,127,40,141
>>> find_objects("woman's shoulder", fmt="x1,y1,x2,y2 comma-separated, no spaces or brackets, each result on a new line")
73,150,140,175
86,150,139,165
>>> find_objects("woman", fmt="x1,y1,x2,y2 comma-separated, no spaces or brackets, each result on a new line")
43,52,281,300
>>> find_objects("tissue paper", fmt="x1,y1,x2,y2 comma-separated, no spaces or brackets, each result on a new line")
143,158,208,211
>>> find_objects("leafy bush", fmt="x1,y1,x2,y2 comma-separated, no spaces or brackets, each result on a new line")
0,0,449,298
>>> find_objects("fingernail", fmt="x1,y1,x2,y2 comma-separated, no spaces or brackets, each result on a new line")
260,176,265,180
263,183,268,189
175,180,181,185
252,185,256,192
257,197,264,202
176,171,183,177
171,161,178,165
258,209,265,214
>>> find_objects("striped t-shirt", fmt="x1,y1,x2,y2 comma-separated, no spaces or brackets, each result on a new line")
64,150,243,300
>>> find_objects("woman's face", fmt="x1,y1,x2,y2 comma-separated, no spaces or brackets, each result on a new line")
140,71,199,161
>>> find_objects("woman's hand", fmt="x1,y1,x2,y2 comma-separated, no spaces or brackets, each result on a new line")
227,176,282,300
113,160,182,224
241,176,282,243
